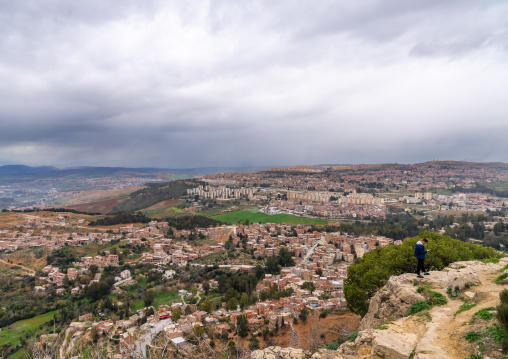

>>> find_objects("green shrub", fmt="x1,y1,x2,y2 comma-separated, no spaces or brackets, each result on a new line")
344,232,500,316
480,258,499,264
476,307,496,321
455,303,476,317
496,273,508,284
348,331,358,342
464,330,483,343
326,343,338,350
488,325,505,343
429,291,447,306
409,300,432,315
500,289,508,304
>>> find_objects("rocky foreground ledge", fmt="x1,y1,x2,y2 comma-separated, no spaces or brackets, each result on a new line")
251,258,508,359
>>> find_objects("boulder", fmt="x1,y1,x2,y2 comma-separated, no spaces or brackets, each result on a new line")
337,329,418,359
447,272,480,296
359,274,425,330
310,349,342,359
251,347,308,359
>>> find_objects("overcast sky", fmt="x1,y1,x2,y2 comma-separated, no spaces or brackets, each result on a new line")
1,0,508,168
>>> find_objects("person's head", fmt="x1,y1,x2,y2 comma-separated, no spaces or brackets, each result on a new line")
422,239,428,245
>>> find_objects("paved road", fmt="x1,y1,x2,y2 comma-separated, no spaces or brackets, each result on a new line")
302,241,320,262
136,318,172,357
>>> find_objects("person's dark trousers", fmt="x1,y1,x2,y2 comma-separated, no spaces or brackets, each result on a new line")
416,259,426,275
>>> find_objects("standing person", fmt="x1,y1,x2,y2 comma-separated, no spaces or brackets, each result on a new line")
414,238,430,278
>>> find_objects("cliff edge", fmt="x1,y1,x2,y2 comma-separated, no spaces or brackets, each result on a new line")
252,258,508,359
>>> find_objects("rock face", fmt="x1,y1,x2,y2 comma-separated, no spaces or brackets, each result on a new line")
250,346,309,359
446,261,481,296
337,329,418,359
359,274,425,331
251,259,508,359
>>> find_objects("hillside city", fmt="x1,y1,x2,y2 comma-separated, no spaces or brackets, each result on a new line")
0,161,508,358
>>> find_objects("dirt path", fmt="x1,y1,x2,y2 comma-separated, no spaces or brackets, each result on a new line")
0,258,36,275
423,265,505,358
406,259,508,358
289,321,299,348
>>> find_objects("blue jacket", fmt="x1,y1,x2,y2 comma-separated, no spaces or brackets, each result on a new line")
414,241,427,259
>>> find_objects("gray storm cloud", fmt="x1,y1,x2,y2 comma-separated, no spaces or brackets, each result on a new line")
0,0,507,167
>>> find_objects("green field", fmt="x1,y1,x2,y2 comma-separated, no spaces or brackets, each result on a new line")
152,290,180,308
130,290,180,312
141,207,183,218
211,211,328,225
0,310,58,358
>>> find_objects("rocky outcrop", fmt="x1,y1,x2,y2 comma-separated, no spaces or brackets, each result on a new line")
446,261,481,296
360,261,485,331
250,346,310,359
359,274,425,331
251,259,508,359
337,329,418,359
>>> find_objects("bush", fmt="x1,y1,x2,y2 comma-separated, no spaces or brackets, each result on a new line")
348,331,358,342
429,291,447,306
344,232,500,316
481,258,500,264
477,307,496,321
464,330,483,343
488,325,505,343
408,300,432,315
497,290,508,353
496,273,508,284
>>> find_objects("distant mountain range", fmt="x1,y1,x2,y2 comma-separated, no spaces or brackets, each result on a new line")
0,165,270,177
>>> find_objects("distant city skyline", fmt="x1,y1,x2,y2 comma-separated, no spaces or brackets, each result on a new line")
1,1,508,168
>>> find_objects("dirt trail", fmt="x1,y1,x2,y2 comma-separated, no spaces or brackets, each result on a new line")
424,268,503,358
395,258,508,359
0,258,36,275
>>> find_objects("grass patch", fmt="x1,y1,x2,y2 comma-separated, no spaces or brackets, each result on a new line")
152,290,180,309
487,325,505,343
416,283,433,293
429,291,447,306
455,303,477,316
130,300,144,312
498,264,508,273
211,211,328,225
475,307,496,321
409,300,432,315
464,330,483,343
416,310,432,322
480,258,500,264
0,309,59,357
496,273,508,284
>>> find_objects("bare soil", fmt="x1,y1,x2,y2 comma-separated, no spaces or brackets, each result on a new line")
245,310,360,350
54,186,143,206
66,198,122,214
